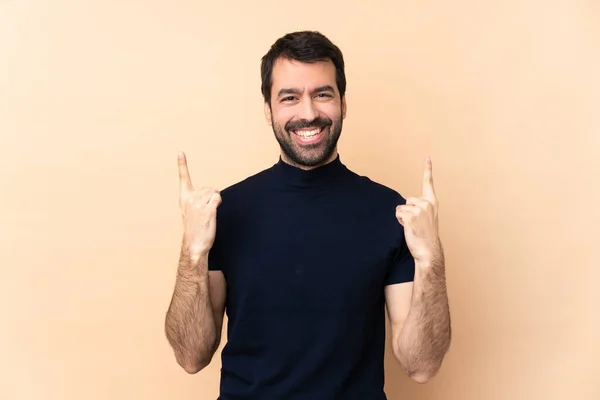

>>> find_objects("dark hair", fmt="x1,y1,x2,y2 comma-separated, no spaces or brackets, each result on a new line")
260,31,346,105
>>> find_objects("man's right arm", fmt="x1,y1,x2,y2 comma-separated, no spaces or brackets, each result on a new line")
164,151,226,374
165,246,226,374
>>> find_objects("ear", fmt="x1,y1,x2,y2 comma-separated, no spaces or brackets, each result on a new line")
341,95,347,120
264,102,273,126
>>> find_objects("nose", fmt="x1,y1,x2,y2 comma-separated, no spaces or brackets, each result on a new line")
298,97,318,121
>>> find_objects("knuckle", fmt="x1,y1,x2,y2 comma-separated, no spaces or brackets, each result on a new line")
191,191,205,201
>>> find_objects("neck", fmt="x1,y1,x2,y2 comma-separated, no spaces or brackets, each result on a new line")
272,151,348,189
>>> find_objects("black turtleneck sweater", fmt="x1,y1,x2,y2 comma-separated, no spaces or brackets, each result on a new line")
208,155,415,400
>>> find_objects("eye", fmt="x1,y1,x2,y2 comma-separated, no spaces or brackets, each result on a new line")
281,96,296,102
316,93,333,98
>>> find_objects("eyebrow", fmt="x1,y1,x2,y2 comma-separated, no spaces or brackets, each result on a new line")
277,85,336,98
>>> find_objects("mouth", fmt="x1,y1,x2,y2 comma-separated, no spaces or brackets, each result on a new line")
290,126,328,145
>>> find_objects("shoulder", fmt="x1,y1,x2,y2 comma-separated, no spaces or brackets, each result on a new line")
225,162,276,192
344,169,407,248
214,163,276,215
346,167,408,206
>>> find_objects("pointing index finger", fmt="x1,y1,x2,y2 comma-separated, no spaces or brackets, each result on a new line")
178,151,193,194
422,156,436,202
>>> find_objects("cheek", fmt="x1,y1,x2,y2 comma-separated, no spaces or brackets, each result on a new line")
272,109,294,129
318,103,342,122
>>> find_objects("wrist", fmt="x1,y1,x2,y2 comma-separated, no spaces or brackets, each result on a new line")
413,256,446,287
177,250,209,280
182,236,211,259
415,258,434,270
415,238,443,268
177,266,209,283
179,239,211,279
414,254,444,273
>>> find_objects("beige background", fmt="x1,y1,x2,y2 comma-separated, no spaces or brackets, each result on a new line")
1,1,599,399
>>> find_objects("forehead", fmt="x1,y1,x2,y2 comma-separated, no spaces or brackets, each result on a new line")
271,58,337,93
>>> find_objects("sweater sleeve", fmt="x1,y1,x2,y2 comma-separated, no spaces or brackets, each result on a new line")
384,234,415,285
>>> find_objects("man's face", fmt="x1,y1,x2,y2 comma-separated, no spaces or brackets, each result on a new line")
265,58,346,169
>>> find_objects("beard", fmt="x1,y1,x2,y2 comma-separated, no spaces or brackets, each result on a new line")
271,113,343,168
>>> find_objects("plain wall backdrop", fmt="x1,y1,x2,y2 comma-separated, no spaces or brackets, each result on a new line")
1,1,599,399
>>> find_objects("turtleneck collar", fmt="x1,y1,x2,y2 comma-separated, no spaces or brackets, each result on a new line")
272,154,351,188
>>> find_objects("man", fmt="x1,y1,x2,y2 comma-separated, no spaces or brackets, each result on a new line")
165,31,451,400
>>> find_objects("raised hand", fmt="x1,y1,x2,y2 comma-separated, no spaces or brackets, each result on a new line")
395,156,441,265
178,151,222,260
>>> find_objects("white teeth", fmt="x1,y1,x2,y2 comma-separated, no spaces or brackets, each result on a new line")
294,128,321,137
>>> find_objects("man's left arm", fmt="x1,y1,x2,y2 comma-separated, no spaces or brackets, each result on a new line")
386,156,452,383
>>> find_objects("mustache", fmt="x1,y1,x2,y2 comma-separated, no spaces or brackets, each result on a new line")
285,116,332,132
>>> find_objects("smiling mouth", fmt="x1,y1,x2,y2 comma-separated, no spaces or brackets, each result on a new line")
292,127,325,138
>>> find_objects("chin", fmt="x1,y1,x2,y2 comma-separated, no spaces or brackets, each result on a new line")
274,124,341,168
289,147,336,167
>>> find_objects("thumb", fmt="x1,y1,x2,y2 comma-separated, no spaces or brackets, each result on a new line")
209,192,222,207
